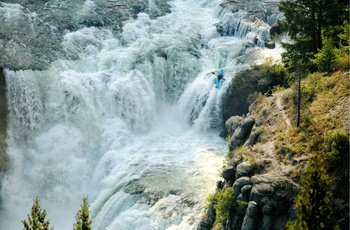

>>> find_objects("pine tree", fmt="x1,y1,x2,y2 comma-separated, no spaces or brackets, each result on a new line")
278,0,348,71
73,197,92,230
22,198,53,230
287,155,339,230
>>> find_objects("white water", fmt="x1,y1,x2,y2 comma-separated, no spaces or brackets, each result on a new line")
0,0,283,229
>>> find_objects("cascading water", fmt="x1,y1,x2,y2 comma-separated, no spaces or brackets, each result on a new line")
0,0,283,229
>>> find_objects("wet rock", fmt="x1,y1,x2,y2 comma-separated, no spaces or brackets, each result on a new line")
269,23,281,36
139,191,164,206
0,70,9,172
265,40,276,49
222,166,236,181
124,181,146,194
197,220,212,230
198,196,216,230
217,180,224,190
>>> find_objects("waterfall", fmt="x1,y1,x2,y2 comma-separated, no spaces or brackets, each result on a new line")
0,0,283,229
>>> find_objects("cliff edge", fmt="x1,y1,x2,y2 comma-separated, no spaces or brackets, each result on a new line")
199,71,349,229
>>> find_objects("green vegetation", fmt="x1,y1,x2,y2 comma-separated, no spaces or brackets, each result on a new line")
223,60,288,120
212,1,349,229
209,187,248,229
278,72,349,158
286,155,339,230
214,188,236,220
73,197,92,230
23,198,92,230
278,0,349,72
22,198,53,230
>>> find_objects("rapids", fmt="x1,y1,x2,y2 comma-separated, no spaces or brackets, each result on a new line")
0,0,283,229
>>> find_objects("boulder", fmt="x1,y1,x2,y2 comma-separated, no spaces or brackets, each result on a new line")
236,162,253,179
265,40,276,49
225,116,243,134
249,182,275,204
238,117,256,139
233,177,251,194
222,166,236,181
241,185,253,201
241,185,253,196
217,180,224,190
269,23,281,36
229,117,255,150
245,131,260,146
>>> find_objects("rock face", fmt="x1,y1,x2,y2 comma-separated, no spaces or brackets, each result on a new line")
228,117,255,151
198,91,300,230
0,0,171,70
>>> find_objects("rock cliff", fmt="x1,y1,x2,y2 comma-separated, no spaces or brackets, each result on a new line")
198,71,350,229
199,91,299,230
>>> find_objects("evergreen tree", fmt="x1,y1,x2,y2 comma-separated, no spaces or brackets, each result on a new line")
73,197,92,230
22,198,53,230
287,155,339,230
278,0,348,71
313,38,337,73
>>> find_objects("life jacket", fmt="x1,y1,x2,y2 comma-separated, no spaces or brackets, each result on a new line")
218,69,224,77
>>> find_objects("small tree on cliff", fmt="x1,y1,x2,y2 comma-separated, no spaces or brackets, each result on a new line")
22,198,53,230
73,197,92,230
286,155,339,230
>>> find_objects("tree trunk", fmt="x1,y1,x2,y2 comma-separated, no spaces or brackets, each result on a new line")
297,66,301,127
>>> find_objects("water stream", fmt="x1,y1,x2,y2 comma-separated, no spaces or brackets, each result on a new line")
0,0,283,229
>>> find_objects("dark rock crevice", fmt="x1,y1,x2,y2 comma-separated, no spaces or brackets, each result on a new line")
0,69,9,173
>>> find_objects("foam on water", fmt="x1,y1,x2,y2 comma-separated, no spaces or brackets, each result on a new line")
0,0,283,229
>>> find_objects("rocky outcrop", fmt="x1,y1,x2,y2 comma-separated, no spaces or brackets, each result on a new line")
217,0,282,47
199,92,300,230
227,117,255,150
265,40,276,49
199,162,297,230
0,0,171,70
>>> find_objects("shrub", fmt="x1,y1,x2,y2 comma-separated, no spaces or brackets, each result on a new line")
286,155,339,230
214,188,236,220
257,59,288,87
323,129,350,163
313,38,337,73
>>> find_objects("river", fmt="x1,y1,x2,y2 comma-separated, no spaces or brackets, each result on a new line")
0,0,283,229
